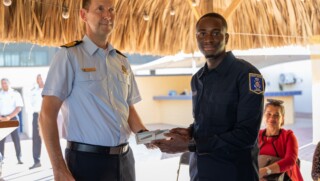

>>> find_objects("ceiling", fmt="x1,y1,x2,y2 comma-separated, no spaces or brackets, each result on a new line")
0,0,319,56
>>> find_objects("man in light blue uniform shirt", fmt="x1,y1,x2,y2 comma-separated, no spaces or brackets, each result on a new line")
39,0,148,180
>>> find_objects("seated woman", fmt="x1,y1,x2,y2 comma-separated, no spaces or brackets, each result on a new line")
312,141,320,181
258,99,303,181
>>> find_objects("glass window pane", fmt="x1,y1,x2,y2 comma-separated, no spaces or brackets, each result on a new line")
0,53,3,66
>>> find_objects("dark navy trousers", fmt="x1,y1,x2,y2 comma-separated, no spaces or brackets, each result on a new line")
65,146,135,181
32,112,42,164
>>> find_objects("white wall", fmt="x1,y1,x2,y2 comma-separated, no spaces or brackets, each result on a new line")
260,60,312,114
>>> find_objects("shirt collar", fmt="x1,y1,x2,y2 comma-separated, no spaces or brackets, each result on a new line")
198,51,235,78
0,88,13,93
82,35,116,56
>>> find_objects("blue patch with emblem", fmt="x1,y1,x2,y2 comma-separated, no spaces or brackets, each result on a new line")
249,73,264,94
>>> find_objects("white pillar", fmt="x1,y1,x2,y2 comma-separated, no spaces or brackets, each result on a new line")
310,36,320,144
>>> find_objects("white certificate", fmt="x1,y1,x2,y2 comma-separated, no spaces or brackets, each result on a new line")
135,129,170,144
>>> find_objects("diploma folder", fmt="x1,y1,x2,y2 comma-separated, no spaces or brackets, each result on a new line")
135,129,169,144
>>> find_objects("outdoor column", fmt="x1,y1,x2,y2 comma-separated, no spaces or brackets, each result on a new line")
310,35,320,144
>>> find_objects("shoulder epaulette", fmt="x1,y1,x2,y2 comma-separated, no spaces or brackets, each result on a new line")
61,40,83,48
116,49,127,58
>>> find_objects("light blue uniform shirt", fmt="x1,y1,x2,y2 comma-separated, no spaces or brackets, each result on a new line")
42,36,141,146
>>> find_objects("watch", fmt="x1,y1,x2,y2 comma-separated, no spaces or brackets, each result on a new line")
188,139,196,152
266,167,272,175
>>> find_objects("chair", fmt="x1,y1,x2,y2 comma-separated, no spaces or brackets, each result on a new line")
176,152,190,181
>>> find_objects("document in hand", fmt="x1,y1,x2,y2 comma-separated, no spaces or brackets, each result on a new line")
135,129,170,144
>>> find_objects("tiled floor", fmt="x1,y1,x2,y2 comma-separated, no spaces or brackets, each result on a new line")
0,119,317,181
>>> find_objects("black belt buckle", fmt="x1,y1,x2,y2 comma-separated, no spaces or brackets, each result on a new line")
109,144,128,155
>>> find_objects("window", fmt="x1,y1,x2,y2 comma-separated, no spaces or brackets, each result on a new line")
0,43,54,67
0,51,49,67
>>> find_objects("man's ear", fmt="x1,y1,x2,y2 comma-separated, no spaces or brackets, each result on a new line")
225,33,229,45
80,9,87,22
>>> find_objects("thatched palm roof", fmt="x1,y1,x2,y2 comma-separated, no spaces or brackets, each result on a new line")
0,0,319,56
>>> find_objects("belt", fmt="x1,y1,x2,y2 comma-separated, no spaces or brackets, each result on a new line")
67,141,129,155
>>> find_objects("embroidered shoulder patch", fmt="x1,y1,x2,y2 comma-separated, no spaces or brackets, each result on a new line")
60,40,83,48
249,73,264,94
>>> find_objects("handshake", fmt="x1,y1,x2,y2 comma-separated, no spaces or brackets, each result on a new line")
136,128,191,154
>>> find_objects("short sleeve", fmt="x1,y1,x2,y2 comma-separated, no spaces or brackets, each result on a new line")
42,48,74,101
14,92,24,107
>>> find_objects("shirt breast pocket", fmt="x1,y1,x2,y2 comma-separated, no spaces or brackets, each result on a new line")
116,73,130,99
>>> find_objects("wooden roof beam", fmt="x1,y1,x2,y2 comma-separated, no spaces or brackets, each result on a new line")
187,0,200,20
223,0,243,19
31,9,44,38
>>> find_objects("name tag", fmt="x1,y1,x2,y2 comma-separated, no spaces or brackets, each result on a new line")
81,67,96,72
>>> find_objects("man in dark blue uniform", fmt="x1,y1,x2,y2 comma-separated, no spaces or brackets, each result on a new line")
153,12,264,181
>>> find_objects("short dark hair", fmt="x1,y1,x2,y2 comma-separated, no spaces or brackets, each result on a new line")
196,12,228,31
264,99,285,116
1,78,9,83
82,0,91,9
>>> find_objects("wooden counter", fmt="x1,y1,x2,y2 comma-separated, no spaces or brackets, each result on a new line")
0,121,19,140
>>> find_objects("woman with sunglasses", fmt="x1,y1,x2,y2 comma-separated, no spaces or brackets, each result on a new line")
258,99,303,181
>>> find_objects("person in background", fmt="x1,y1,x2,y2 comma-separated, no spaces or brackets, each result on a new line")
258,99,303,181
39,0,148,180
29,74,44,169
312,141,320,181
0,78,24,164
153,12,264,181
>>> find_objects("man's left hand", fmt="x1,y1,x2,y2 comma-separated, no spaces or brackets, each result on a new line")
152,132,190,154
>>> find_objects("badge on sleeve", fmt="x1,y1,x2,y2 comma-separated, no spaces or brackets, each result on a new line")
249,73,264,94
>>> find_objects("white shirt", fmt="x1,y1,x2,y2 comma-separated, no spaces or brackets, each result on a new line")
30,87,43,113
0,88,24,115
42,36,141,146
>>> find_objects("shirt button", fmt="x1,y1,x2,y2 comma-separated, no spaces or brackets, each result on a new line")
120,125,122,128
110,91,113,94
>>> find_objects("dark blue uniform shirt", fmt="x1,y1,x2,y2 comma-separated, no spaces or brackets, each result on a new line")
190,51,264,181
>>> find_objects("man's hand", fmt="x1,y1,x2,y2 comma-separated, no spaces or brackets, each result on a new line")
170,127,191,138
144,143,158,149
152,128,191,154
53,167,75,181
0,116,10,122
